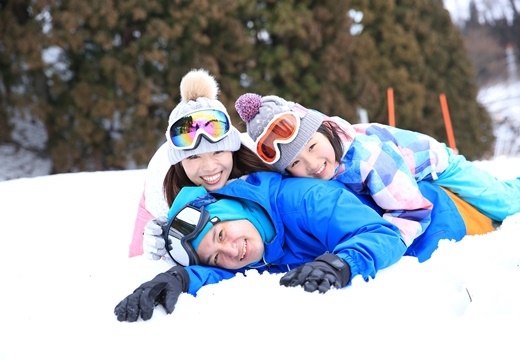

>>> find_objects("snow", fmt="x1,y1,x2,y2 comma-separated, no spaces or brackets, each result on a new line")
0,157,520,360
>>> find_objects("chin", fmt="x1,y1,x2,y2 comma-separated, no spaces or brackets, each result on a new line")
205,181,224,191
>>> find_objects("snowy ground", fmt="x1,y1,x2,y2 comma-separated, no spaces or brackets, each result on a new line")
0,156,519,360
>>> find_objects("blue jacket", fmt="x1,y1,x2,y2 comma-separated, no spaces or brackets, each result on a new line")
182,172,466,295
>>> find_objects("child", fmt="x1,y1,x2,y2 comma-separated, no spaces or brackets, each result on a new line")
234,93,518,243
114,170,494,322
128,70,272,257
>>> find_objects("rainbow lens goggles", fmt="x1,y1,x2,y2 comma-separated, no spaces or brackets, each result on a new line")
255,112,301,164
166,109,231,150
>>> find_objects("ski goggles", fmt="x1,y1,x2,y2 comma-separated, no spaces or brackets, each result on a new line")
255,111,301,164
163,204,218,267
166,109,231,150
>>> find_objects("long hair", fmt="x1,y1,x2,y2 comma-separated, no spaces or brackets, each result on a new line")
163,144,274,206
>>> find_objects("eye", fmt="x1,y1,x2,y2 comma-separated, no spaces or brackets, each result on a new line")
290,159,300,168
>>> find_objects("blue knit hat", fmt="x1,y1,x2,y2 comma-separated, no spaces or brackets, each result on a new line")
167,186,276,265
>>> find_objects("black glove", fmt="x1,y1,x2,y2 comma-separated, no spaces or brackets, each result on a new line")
279,253,351,293
114,266,189,322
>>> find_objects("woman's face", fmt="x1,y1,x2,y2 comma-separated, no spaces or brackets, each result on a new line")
181,151,234,191
196,220,265,270
285,132,337,180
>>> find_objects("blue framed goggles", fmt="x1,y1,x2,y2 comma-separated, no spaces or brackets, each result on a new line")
165,109,231,150
164,204,218,267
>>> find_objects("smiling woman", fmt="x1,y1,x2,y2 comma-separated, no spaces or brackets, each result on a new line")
128,69,273,257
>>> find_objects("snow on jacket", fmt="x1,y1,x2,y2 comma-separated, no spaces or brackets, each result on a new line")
178,171,466,296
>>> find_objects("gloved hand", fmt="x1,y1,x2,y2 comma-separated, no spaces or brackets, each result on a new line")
114,266,189,322
143,216,168,260
279,253,351,293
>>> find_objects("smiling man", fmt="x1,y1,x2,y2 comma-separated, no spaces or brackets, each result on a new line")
115,169,491,322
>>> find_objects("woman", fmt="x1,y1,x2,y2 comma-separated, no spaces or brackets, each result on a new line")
129,69,272,257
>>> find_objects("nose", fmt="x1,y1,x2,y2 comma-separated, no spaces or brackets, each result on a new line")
199,157,217,171
219,240,239,259
299,154,316,171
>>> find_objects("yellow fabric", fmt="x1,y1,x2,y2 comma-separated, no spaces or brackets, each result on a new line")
441,187,494,235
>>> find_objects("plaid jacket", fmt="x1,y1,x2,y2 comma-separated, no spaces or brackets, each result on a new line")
330,117,448,246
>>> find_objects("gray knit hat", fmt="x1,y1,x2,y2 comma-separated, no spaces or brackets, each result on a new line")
166,69,241,165
235,93,324,171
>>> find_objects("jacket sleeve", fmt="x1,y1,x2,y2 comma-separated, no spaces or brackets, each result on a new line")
336,138,433,247
185,265,241,295
128,190,155,257
300,182,408,283
128,143,171,257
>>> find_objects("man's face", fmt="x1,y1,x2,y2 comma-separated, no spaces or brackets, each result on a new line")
196,219,265,270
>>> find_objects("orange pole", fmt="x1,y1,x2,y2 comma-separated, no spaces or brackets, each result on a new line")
387,87,395,127
439,93,457,152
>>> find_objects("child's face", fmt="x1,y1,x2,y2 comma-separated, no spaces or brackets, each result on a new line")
196,220,265,270
181,151,234,191
285,132,337,180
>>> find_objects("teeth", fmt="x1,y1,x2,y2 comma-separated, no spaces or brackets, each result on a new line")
202,173,221,183
314,164,325,176
240,240,247,261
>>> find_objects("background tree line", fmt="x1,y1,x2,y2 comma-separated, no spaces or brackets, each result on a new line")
1,0,510,175
460,0,520,87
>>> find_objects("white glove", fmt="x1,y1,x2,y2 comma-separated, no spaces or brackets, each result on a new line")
143,216,168,260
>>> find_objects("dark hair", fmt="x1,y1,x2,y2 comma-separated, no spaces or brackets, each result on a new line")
318,120,350,163
163,144,275,206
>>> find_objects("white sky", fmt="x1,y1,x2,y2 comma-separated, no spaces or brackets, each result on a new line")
0,157,519,359
443,0,520,23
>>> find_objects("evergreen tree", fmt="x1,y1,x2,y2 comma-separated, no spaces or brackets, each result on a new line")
0,0,47,148
24,0,253,172
236,0,376,126
1,0,497,174
346,0,494,159
237,0,493,159
462,0,520,85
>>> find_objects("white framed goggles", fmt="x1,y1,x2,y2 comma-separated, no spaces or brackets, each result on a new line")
255,111,301,164
165,109,232,150
164,204,219,267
